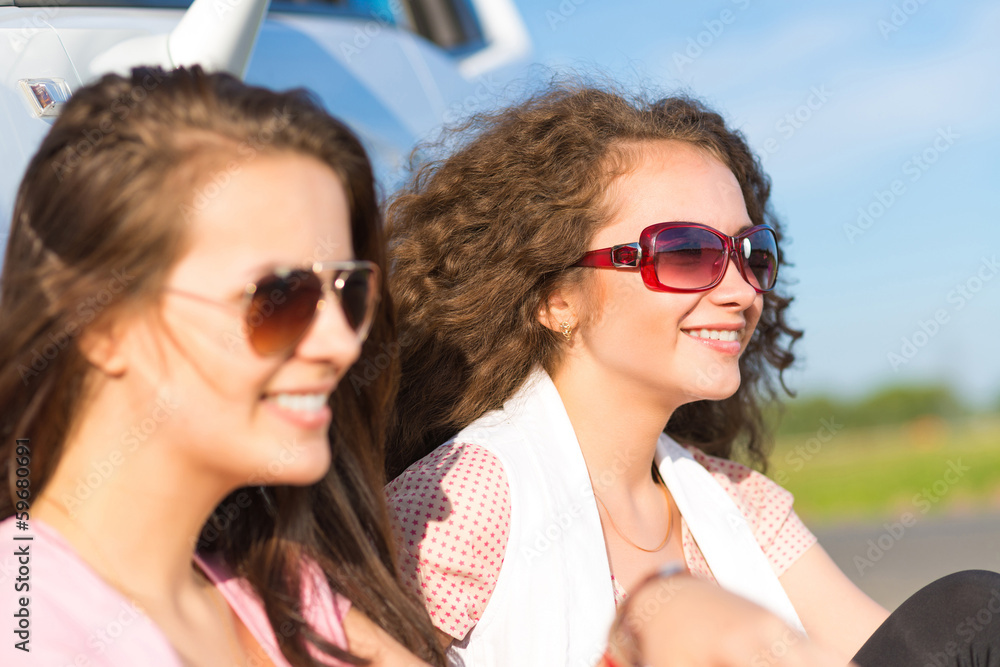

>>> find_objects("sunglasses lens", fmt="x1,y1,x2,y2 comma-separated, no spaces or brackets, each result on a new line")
247,270,322,355
741,228,778,291
338,267,377,338
652,227,727,290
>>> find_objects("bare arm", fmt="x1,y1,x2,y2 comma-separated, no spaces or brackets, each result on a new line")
778,542,889,661
607,574,853,667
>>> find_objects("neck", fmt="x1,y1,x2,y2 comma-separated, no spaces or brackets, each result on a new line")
550,357,682,495
35,390,232,604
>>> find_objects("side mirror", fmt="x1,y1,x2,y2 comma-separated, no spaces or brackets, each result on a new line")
89,0,271,79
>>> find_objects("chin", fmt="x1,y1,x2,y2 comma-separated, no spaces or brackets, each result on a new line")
246,436,332,486
687,372,742,402
277,451,332,487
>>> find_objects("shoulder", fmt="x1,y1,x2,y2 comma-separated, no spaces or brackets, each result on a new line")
386,441,510,521
686,447,794,517
386,440,511,556
0,517,177,665
684,448,816,574
298,556,352,647
199,552,351,661
385,442,512,640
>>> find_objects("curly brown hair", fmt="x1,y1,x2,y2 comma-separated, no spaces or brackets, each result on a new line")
1,66,445,667
386,85,802,479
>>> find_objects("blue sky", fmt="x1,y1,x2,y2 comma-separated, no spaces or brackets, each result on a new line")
486,0,1000,406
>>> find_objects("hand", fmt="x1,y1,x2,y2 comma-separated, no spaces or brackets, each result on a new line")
607,574,852,667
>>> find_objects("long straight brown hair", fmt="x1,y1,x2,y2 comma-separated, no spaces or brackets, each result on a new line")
0,66,445,667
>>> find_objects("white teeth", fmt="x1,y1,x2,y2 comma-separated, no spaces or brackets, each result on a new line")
268,393,327,412
687,329,742,342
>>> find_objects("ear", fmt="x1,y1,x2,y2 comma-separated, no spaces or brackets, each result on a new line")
77,317,130,377
536,286,577,335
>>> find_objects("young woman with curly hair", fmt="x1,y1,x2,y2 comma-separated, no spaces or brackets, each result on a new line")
384,86,1000,666
0,66,447,667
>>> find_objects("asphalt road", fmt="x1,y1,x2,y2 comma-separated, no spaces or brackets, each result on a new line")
813,511,1000,610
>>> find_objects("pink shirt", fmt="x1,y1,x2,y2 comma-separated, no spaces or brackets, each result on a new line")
386,443,816,640
0,517,351,666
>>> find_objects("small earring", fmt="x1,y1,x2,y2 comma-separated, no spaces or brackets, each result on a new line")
560,321,573,342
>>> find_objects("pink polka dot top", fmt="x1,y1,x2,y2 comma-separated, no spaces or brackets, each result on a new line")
385,442,816,640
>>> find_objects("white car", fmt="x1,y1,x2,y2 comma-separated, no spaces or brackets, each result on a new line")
0,0,529,227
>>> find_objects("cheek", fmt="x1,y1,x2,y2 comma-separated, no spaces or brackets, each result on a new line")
146,360,281,455
589,274,697,349
591,271,668,325
748,295,765,331
178,365,274,412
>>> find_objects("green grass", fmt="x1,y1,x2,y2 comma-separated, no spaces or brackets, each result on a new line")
768,415,1000,525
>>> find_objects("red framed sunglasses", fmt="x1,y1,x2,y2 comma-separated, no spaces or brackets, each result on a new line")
167,260,380,356
575,222,778,293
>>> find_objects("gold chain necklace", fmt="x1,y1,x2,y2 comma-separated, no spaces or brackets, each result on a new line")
593,480,673,553
37,497,246,666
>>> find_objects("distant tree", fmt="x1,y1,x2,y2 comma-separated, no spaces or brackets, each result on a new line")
776,383,967,436
775,395,843,437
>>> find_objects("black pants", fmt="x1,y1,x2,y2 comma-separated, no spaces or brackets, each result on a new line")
853,570,1000,667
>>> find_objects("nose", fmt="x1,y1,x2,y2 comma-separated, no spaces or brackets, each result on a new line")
295,295,363,368
709,250,759,309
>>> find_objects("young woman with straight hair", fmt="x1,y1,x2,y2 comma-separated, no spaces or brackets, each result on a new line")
0,65,446,667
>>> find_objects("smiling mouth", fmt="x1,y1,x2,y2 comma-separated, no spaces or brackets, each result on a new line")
264,392,330,413
683,328,744,342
